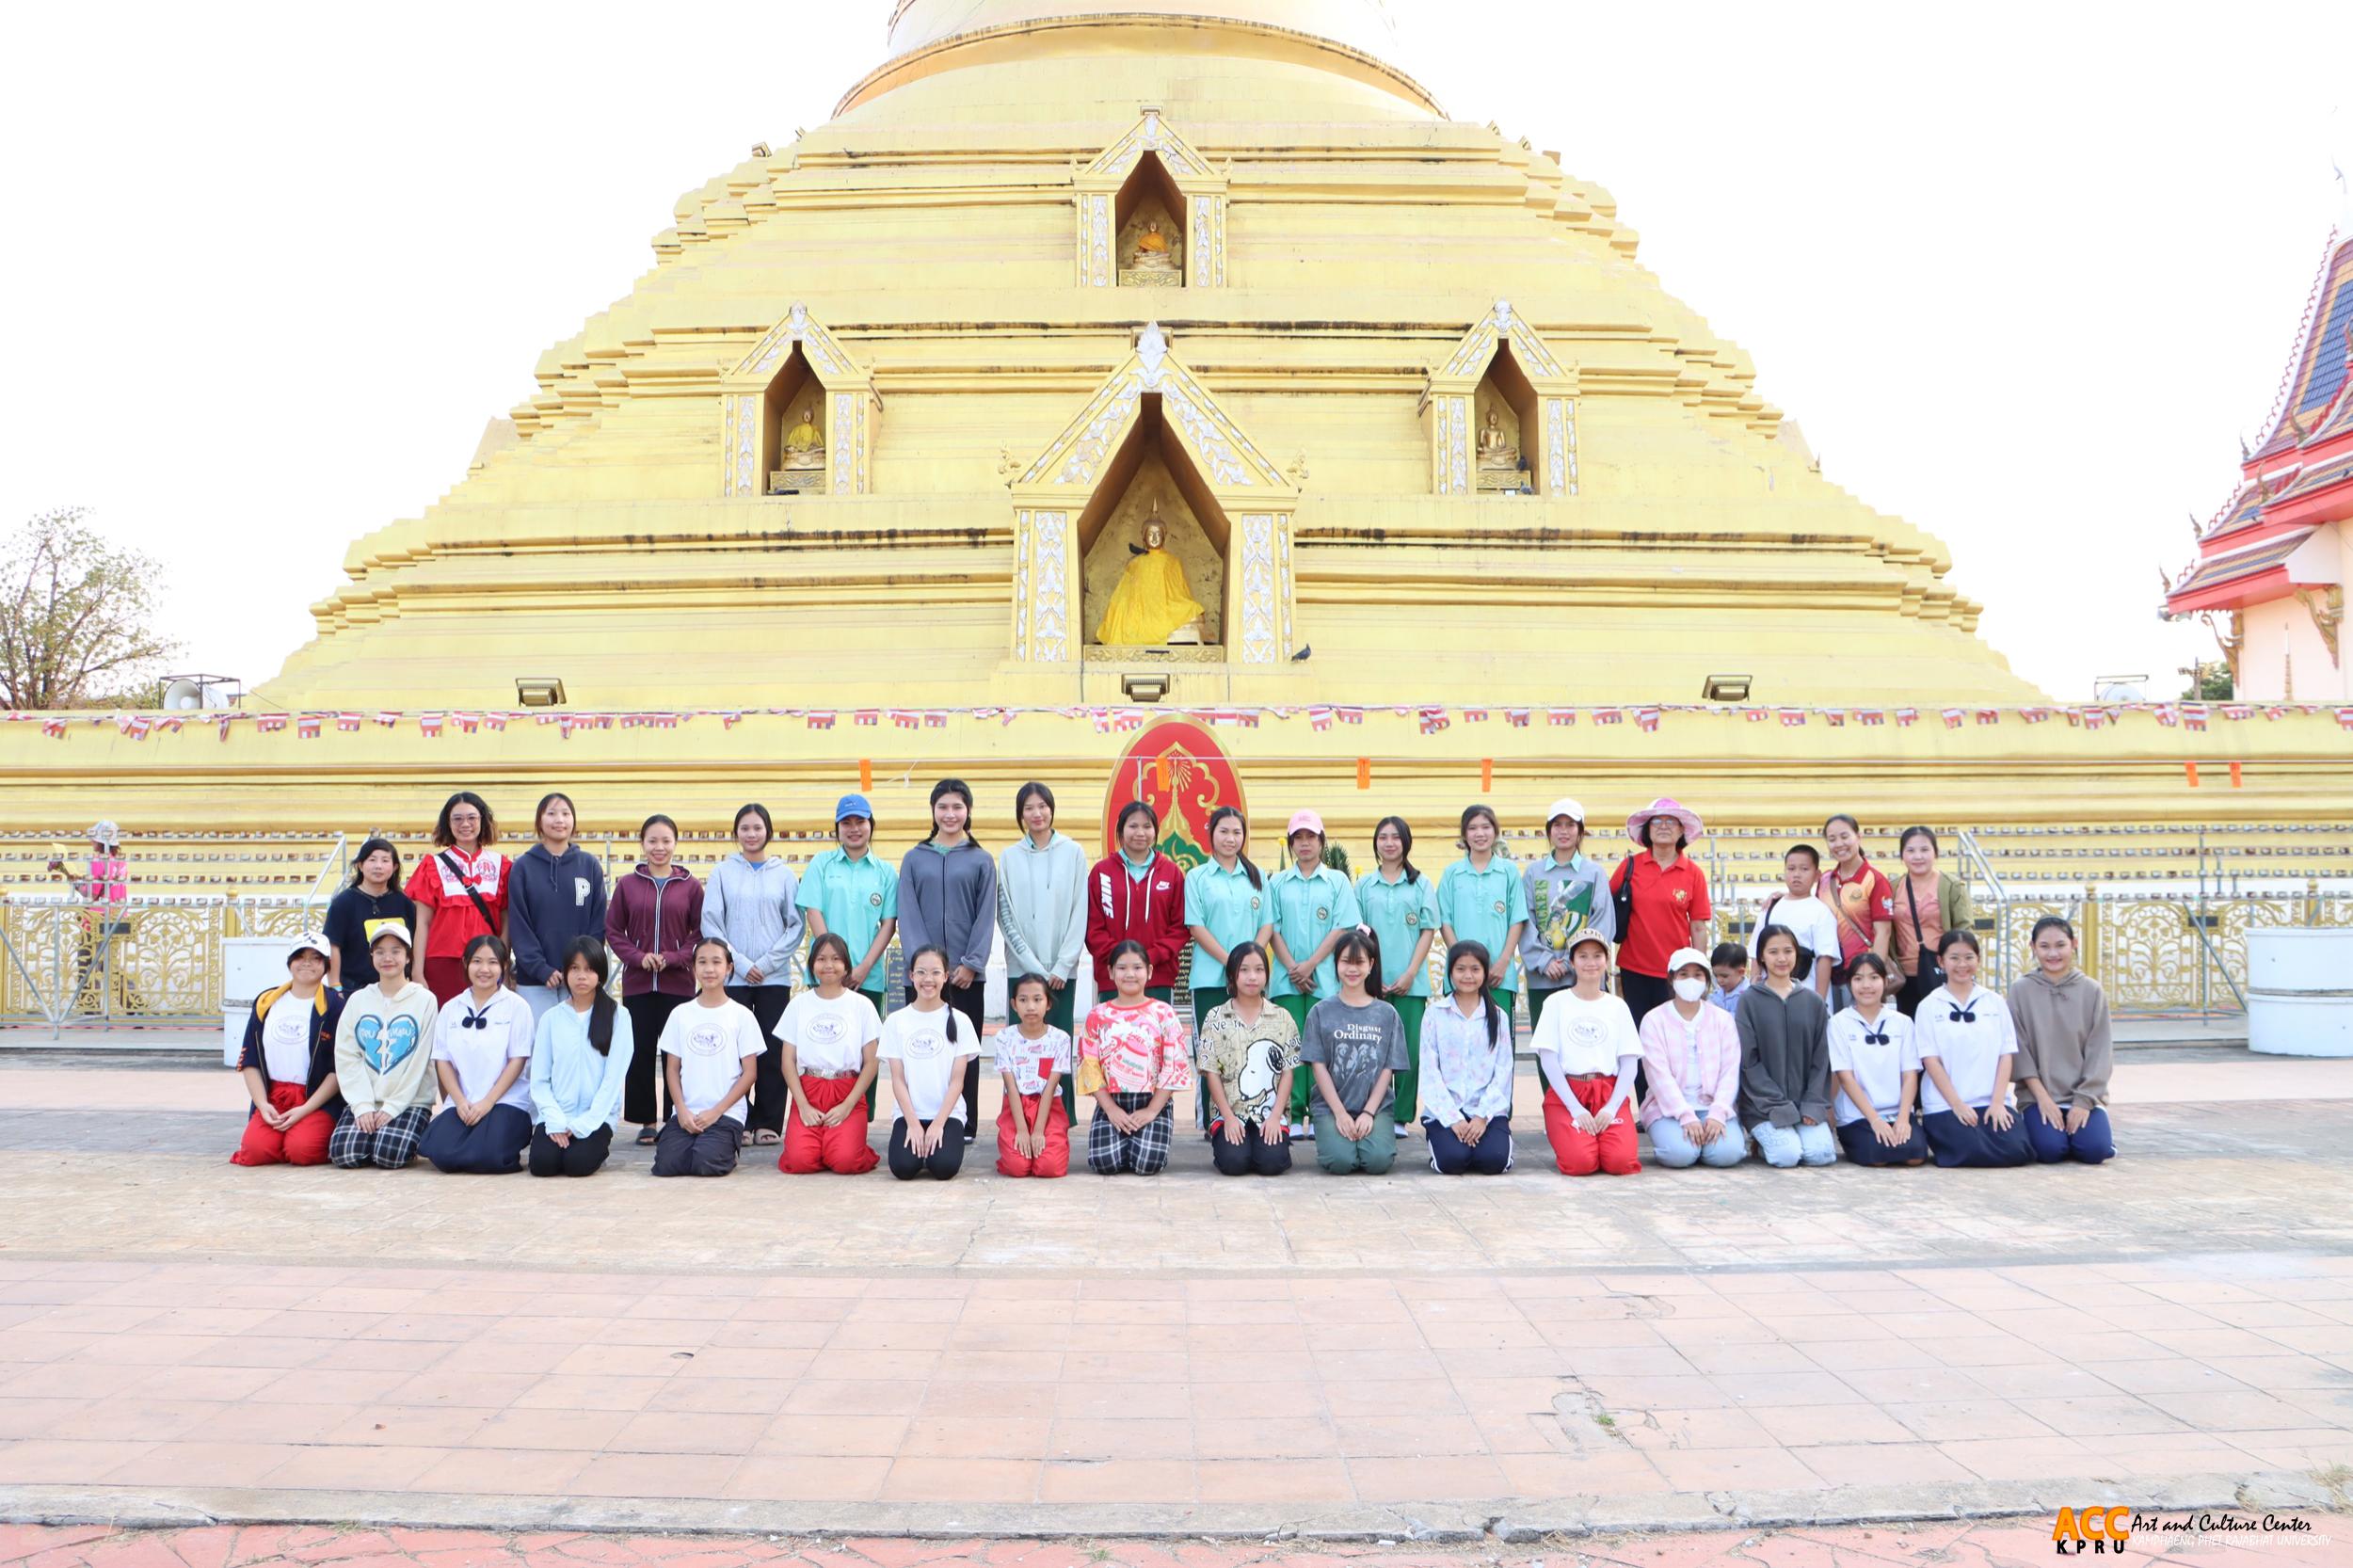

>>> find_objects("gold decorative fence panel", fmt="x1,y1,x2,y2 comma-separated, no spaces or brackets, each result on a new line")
1,897,323,1025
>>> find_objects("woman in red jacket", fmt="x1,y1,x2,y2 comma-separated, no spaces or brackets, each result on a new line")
1086,802,1189,1002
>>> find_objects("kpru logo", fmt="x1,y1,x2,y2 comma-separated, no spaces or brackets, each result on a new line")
2053,1507,2133,1555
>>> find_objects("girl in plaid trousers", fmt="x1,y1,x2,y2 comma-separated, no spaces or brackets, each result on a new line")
1079,941,1193,1175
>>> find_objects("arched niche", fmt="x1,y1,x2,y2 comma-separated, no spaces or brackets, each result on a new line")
717,304,880,497
1424,299,1579,498
1011,325,1292,665
1076,111,1228,289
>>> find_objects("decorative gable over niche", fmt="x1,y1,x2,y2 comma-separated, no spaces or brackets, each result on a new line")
717,304,881,497
1422,299,1579,497
1075,110,1229,289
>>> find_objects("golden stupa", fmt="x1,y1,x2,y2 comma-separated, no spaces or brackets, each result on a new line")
3,0,2344,847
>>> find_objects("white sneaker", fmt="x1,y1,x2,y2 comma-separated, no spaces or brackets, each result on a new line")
1289,1119,1312,1138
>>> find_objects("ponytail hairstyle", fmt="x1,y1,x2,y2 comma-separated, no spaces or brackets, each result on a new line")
1206,805,1262,890
1898,824,1940,856
694,936,734,968
1444,938,1501,1048
1373,815,1421,885
906,944,959,1041
1224,938,1271,998
1456,803,1499,850
1332,926,1383,990
460,934,513,989
558,936,617,1055
638,812,679,841
924,778,976,845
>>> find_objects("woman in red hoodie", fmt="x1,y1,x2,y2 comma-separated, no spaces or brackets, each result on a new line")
605,813,704,1146
1086,802,1189,1003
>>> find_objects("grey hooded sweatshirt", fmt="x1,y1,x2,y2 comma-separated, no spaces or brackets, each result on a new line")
702,854,804,988
898,838,999,978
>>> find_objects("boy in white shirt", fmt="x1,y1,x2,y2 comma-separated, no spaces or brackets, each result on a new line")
1753,844,1837,999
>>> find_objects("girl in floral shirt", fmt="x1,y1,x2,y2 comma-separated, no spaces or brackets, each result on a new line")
1079,940,1193,1175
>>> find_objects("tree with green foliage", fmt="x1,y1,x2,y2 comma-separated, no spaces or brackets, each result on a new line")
0,508,181,710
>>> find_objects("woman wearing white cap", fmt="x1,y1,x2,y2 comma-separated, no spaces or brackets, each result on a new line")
230,930,344,1168
1521,797,1614,1031
1607,798,1714,1026
1529,931,1641,1176
328,923,440,1169
49,820,129,1012
1636,947,1746,1169
1267,809,1359,1134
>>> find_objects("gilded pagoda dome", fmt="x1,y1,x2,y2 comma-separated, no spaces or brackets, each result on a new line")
263,0,2039,710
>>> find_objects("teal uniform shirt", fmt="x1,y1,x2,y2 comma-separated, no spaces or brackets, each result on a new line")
1436,855,1529,988
1266,863,1360,1000
1183,859,1269,993
795,848,899,967
1355,870,1440,998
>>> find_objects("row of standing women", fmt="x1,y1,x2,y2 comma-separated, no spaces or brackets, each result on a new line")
238,783,2113,1177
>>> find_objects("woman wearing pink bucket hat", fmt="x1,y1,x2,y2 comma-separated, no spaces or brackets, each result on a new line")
1607,797,1714,1025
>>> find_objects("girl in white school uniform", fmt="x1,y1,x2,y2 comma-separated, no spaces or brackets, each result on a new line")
1826,952,1928,1166
652,938,764,1177
879,945,979,1180
1913,930,2031,1168
420,936,536,1174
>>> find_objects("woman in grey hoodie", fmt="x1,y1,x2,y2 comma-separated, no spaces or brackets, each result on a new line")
2007,916,2116,1164
998,782,1089,1113
900,778,998,1135
703,803,804,1144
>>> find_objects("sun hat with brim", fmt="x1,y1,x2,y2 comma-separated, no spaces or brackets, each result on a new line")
287,930,332,966
367,922,415,951
87,820,120,845
1625,797,1705,846
1567,931,1612,957
1667,946,1712,976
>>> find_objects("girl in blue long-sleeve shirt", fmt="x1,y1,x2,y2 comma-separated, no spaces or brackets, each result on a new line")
529,936,634,1177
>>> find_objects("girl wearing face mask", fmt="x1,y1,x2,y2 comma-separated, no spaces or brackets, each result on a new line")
1529,932,1641,1176
2006,917,2116,1165
420,936,536,1174
1914,930,2030,1168
1892,826,1976,1017
1826,952,1927,1166
1637,947,1745,1169
651,938,764,1177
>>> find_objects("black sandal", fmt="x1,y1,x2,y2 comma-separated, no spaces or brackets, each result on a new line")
635,1124,658,1145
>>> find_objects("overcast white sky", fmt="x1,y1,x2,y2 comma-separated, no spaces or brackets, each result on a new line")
3,1,2346,702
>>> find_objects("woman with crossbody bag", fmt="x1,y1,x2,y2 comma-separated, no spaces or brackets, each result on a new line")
406,792,510,1004
1892,826,1973,1017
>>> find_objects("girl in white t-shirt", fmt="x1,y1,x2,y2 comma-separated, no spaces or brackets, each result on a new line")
991,972,1074,1178
1827,952,1927,1167
653,938,763,1177
420,936,536,1174
776,933,883,1176
1915,930,2031,1168
1529,932,1641,1176
880,945,978,1180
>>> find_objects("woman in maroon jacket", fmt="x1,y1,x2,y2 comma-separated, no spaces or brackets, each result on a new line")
1085,801,1189,1001
605,813,704,1145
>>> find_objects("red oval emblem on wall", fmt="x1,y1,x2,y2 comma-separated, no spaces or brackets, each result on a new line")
1101,717,1247,872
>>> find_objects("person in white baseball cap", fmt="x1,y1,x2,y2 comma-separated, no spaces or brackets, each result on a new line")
1635,946,1747,1169
1522,796,1615,1031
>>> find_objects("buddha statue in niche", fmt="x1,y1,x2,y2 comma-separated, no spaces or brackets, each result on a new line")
1477,407,1518,470
770,398,827,493
1119,215,1182,286
1096,503,1207,646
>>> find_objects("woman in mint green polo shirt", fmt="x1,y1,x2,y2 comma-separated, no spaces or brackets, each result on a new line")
796,792,899,1019
1183,806,1273,1032
1269,808,1360,1130
1437,804,1528,1015
1356,815,1439,1131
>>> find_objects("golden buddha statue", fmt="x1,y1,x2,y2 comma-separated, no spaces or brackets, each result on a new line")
771,401,827,492
1477,407,1518,468
1096,506,1207,646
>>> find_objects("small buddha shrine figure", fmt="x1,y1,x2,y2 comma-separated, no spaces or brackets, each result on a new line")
769,399,827,493
1475,405,1530,493
1096,505,1207,646
1119,215,1183,287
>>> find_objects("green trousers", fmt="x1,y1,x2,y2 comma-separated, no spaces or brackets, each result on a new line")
1277,993,1316,1120
1526,985,1561,1029
1048,982,1077,1117
1191,986,1228,1129
1387,994,1426,1127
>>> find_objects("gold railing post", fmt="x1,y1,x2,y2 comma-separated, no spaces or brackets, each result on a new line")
2079,882,2103,987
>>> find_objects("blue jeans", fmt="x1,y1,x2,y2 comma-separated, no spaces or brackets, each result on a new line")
2022,1102,2114,1164
1646,1116,1747,1168
1747,1118,1837,1168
